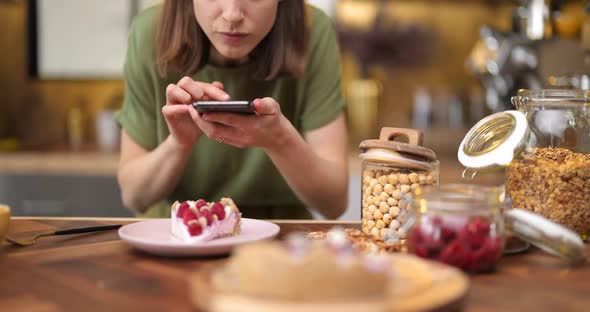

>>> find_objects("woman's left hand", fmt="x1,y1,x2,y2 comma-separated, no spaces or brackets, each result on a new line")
188,97,291,150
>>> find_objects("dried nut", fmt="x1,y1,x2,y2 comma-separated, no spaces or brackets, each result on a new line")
400,184,411,193
383,213,392,224
379,202,390,214
388,174,399,185
384,184,395,194
387,197,398,207
390,219,401,230
371,227,380,239
426,175,435,184
363,167,440,240
399,174,409,184
369,179,378,188
373,184,383,195
389,206,400,217
409,172,419,183
376,220,385,229
372,197,380,205
418,174,426,184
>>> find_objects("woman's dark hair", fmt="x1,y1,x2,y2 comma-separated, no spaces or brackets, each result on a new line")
156,0,308,80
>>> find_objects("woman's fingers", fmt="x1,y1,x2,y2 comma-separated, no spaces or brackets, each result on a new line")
198,82,230,101
200,81,226,101
202,112,247,129
176,77,230,102
211,81,224,90
166,84,192,105
189,106,242,143
253,97,281,115
162,104,189,117
176,76,205,101
188,105,202,124
170,77,228,104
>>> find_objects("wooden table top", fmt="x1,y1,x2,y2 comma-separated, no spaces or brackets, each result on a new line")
1,218,588,312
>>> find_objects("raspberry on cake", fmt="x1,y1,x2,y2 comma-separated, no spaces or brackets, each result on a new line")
171,198,241,242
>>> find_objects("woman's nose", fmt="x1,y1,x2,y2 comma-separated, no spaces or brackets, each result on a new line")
221,2,244,23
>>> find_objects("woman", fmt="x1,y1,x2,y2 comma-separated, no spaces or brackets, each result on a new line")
116,0,348,219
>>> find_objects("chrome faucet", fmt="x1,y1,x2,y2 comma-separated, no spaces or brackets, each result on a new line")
524,0,551,40
467,0,556,112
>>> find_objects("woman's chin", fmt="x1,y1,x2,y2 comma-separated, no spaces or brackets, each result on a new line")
212,46,251,64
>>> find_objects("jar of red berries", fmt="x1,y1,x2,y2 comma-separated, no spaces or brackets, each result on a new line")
405,184,505,273
403,184,586,272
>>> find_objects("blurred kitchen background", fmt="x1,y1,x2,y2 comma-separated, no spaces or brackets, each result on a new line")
0,0,588,219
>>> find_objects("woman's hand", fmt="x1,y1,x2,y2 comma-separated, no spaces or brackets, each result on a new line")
162,76,230,148
189,97,290,150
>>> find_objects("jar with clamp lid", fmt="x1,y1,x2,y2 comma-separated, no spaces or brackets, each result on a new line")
458,89,590,239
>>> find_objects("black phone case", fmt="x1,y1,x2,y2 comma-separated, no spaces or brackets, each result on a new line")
192,101,255,114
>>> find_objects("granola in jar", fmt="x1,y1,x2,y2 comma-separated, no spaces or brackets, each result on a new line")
507,147,590,237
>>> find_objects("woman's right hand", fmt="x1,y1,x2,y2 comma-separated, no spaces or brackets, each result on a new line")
162,77,230,148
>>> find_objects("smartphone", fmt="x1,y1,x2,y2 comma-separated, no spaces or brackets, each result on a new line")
192,101,255,115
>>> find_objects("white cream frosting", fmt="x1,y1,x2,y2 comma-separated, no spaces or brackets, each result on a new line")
171,201,239,242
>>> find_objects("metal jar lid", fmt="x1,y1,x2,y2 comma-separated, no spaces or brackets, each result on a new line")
504,208,585,263
359,128,438,171
457,110,529,177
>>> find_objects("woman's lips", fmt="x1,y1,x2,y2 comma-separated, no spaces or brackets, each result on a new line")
220,32,247,44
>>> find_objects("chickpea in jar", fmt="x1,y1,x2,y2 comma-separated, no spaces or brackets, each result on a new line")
362,170,437,240
359,127,439,242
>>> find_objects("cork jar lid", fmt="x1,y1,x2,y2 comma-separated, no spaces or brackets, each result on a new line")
359,128,437,170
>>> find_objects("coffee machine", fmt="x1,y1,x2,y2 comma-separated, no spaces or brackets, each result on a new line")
467,0,590,112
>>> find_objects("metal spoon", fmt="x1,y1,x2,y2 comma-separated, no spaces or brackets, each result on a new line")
5,224,122,246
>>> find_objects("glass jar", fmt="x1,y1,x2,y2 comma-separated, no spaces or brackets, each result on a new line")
405,185,505,273
359,127,439,241
403,184,585,273
459,89,590,239
508,89,590,239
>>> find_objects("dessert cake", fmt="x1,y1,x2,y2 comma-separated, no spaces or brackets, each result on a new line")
171,197,241,242
190,228,469,312
204,235,391,306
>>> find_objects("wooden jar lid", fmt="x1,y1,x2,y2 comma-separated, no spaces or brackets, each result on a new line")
359,128,437,166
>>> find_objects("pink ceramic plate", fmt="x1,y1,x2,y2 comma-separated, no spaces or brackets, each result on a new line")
118,218,280,257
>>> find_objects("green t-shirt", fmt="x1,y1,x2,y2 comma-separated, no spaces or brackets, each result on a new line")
116,5,345,219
